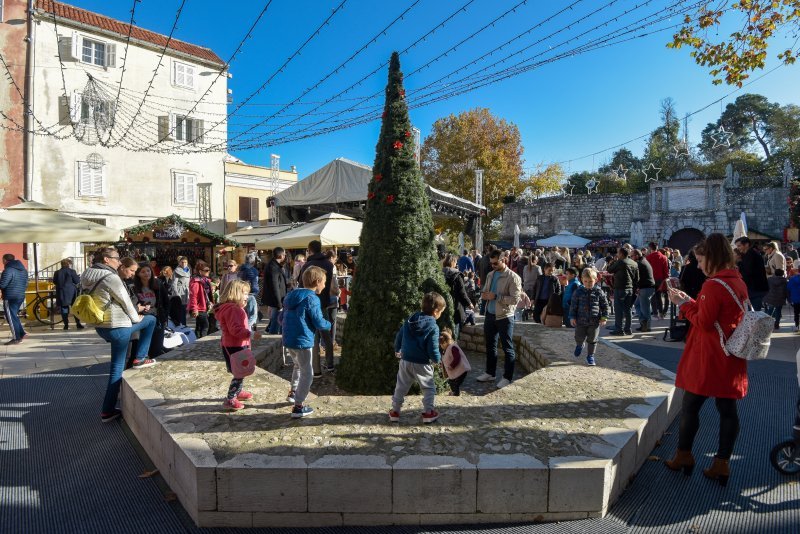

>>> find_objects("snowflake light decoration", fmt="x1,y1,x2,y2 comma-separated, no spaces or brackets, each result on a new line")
642,163,662,183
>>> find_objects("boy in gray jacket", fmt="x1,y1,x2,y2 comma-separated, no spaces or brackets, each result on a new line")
390,292,446,424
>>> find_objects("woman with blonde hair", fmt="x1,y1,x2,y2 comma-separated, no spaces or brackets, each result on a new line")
764,241,786,276
664,233,749,486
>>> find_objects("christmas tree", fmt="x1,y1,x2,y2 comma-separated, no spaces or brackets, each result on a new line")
336,52,451,394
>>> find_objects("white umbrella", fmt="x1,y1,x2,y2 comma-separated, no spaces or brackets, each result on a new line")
513,224,520,248
0,201,122,243
732,219,747,245
537,230,590,248
254,212,362,250
458,232,465,253
739,212,748,235
0,200,123,327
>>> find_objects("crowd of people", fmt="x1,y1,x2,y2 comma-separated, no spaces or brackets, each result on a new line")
3,231,798,479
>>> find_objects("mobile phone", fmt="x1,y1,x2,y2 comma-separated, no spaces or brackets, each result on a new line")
665,278,676,291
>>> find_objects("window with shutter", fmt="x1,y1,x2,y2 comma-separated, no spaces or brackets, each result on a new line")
173,172,197,205
251,198,259,222
76,162,104,198
239,197,251,221
172,61,196,89
80,38,106,66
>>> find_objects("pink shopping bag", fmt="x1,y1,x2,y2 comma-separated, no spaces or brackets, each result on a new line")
227,347,256,379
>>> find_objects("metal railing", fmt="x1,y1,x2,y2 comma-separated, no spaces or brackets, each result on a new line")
34,256,87,279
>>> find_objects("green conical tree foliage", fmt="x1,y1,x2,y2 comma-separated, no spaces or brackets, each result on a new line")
336,52,451,394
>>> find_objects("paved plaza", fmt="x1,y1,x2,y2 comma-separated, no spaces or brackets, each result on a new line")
1,314,799,533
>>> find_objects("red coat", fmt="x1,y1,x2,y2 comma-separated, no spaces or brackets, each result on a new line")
187,276,210,313
676,268,748,399
646,251,670,281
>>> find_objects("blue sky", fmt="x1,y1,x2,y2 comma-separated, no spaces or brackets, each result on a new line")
67,0,800,178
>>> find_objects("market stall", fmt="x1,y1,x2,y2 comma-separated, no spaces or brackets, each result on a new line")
118,215,239,272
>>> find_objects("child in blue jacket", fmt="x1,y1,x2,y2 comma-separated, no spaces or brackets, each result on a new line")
787,270,800,332
390,292,446,424
282,266,331,418
562,267,581,328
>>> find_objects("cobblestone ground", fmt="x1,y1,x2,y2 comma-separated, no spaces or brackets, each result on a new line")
138,324,671,466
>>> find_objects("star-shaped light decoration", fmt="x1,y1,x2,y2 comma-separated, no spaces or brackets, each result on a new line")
611,164,628,182
672,141,690,159
561,180,575,197
586,177,600,194
642,163,662,183
711,125,733,149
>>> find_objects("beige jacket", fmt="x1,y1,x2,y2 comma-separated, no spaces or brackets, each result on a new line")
80,264,141,328
483,267,522,319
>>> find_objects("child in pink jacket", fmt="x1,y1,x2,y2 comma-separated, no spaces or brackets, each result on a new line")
215,280,261,411
439,328,471,396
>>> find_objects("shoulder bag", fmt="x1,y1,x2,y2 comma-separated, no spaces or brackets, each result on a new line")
711,278,773,361
224,346,256,379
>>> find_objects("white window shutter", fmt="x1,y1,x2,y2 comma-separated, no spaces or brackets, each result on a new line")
186,65,195,89
195,119,204,143
78,162,93,196
70,91,83,123
93,165,104,196
187,175,196,203
105,43,116,68
174,173,184,203
71,31,80,59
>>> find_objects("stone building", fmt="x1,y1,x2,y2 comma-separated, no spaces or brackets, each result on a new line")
503,167,793,252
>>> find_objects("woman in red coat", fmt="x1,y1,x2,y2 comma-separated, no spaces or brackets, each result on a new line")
664,233,748,486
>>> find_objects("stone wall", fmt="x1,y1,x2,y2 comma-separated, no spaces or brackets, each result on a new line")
503,183,789,245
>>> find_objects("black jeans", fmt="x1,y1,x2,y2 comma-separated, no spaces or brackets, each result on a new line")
678,390,740,460
195,312,209,339
532,299,548,323
484,312,516,380
793,303,800,327
448,371,467,396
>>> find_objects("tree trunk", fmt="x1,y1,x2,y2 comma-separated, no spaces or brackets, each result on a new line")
752,117,771,159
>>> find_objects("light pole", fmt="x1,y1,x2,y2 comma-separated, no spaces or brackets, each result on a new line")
474,168,483,252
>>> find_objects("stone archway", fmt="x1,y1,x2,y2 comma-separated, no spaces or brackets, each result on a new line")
668,228,705,253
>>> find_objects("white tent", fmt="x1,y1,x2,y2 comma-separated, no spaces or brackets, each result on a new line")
537,230,590,248
226,224,296,246
254,213,362,250
273,157,486,217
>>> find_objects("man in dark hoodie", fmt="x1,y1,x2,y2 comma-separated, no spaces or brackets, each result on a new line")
606,248,639,336
735,237,769,311
238,252,260,331
0,254,29,344
299,240,335,375
631,249,656,332
390,292,446,424
262,247,288,334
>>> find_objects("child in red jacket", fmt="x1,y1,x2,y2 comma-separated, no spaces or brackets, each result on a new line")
215,280,261,411
187,260,213,338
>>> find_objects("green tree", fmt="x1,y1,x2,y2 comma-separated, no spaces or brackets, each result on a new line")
669,1,799,87
336,53,451,395
642,98,686,179
421,108,526,235
520,163,565,200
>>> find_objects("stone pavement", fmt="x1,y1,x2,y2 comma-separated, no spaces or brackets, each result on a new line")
0,316,799,533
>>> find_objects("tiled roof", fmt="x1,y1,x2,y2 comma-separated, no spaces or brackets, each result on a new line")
37,0,225,66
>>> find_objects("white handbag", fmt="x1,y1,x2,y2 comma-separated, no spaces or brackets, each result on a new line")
712,279,773,361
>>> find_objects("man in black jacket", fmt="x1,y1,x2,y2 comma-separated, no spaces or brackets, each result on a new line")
631,249,655,332
263,247,288,334
299,240,335,375
606,248,639,336
735,237,769,310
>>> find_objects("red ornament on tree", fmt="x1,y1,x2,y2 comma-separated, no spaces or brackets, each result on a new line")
386,195,395,204
399,89,406,99
382,111,387,118
393,140,403,150
374,174,382,182
404,131,411,138
368,192,376,200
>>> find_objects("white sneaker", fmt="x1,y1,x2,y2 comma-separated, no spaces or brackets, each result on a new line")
476,372,495,382
496,378,511,389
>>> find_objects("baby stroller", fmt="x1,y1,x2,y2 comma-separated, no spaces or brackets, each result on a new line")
769,347,800,475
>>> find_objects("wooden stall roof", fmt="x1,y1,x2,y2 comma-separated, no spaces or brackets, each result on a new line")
124,215,240,247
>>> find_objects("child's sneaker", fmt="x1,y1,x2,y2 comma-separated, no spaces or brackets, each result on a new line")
132,358,158,368
574,343,584,357
421,410,439,424
586,355,596,366
291,405,313,418
388,410,400,422
100,409,122,423
286,390,296,403
223,398,244,411
475,372,495,382
236,391,253,402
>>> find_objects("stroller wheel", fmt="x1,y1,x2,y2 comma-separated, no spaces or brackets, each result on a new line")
770,440,800,475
